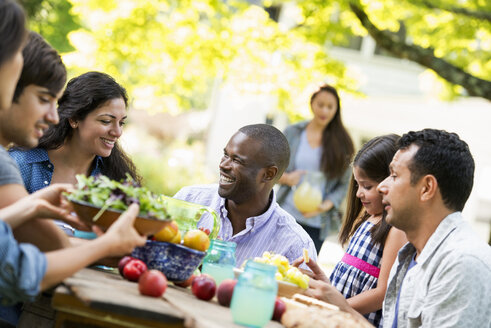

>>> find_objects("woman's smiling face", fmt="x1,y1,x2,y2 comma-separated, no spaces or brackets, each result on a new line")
71,97,127,158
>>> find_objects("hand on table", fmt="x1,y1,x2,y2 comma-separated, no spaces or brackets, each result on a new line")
304,278,351,312
292,257,351,312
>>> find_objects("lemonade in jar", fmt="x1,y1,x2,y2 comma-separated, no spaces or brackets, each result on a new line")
293,171,324,213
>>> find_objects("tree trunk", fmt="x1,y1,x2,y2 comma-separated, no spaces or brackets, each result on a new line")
349,1,491,101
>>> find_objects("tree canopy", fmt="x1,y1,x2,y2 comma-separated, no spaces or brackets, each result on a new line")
291,0,491,100
24,0,490,118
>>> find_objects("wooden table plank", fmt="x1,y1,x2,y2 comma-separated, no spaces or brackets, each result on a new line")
54,268,284,328
164,285,284,328
54,268,185,327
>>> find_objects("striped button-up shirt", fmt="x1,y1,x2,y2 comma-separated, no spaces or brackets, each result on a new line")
174,184,317,267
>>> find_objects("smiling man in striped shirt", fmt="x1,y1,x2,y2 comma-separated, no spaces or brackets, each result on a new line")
174,124,317,267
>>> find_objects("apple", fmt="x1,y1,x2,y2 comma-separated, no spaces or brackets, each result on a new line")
118,256,134,277
154,221,181,243
183,229,210,252
216,279,237,307
139,270,168,297
123,258,147,282
174,274,195,288
272,297,286,321
191,274,216,301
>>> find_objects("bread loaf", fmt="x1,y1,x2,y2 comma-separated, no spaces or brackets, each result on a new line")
280,294,374,328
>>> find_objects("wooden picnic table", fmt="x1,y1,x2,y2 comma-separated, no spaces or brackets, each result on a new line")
52,268,284,328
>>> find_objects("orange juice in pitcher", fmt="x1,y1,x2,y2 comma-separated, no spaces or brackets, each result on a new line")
293,171,324,213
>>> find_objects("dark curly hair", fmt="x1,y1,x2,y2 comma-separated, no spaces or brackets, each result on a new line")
38,71,141,184
399,129,474,212
239,123,290,179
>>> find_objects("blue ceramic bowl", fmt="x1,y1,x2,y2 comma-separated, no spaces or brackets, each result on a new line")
132,240,206,281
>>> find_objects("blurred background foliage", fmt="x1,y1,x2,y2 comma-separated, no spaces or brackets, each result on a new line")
23,0,490,105
22,0,490,194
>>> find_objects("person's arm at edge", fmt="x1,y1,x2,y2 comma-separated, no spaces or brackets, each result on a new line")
0,183,71,251
0,184,82,230
347,227,407,314
40,204,146,290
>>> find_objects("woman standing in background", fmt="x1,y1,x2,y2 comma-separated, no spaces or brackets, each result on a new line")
277,84,354,253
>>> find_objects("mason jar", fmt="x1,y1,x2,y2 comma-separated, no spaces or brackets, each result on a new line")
201,239,236,286
230,260,278,327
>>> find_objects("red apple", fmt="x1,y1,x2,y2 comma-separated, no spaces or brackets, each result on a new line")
272,297,286,321
174,274,195,288
118,256,134,277
138,270,168,297
123,259,147,282
191,274,216,301
216,279,237,307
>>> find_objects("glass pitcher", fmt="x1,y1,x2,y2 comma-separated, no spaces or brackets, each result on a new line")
293,171,324,213
201,239,236,286
230,260,278,327
158,195,220,239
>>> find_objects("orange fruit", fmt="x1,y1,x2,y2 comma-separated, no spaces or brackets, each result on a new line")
183,229,210,252
154,221,180,243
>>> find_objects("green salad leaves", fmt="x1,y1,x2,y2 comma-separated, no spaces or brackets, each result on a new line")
66,174,169,221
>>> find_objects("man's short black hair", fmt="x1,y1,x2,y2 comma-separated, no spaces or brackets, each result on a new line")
0,0,26,66
399,129,474,212
13,31,66,101
239,124,290,178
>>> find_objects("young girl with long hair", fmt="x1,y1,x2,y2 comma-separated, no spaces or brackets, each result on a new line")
296,134,407,327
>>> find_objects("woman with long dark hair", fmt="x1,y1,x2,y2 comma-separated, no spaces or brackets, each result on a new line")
277,84,354,252
10,71,140,234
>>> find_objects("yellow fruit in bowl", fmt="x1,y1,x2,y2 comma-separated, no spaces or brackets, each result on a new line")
154,221,181,243
169,230,181,244
183,229,210,252
253,251,309,289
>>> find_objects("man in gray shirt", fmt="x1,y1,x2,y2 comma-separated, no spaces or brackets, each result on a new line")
301,129,491,327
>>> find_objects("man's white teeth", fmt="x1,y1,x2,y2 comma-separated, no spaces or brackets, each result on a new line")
102,138,115,145
220,175,234,183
